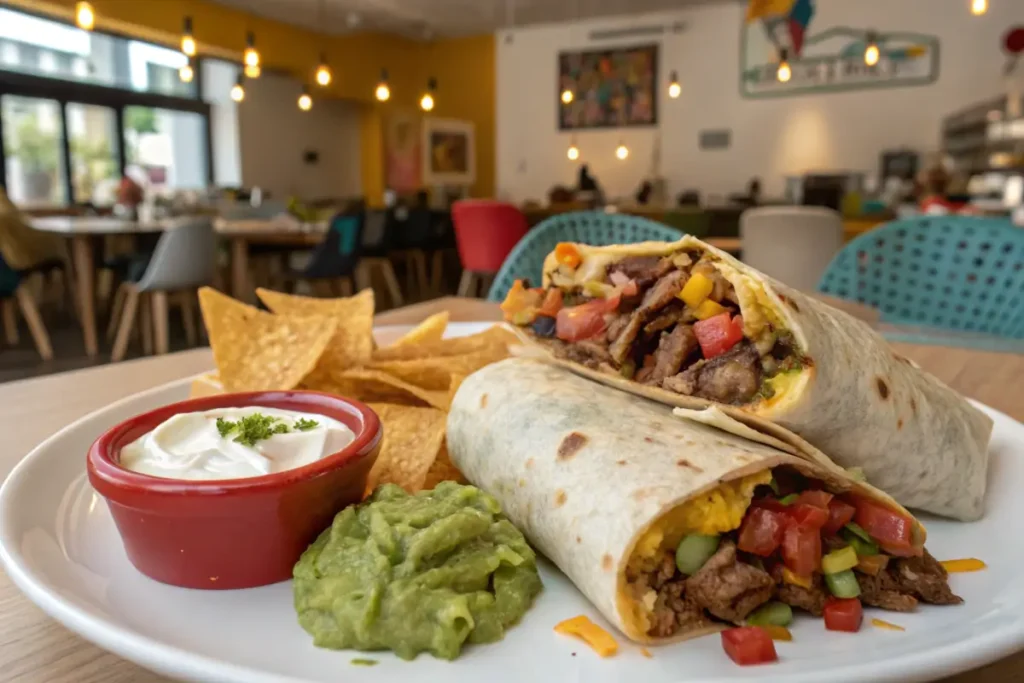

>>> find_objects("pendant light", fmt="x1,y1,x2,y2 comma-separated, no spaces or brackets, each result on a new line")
616,142,629,160
567,139,580,161
75,1,95,30
375,69,391,101
298,85,312,111
230,73,245,102
243,30,260,78
181,16,196,57
315,53,332,87
776,48,792,83
864,31,880,66
420,77,437,112
179,58,194,83
971,0,988,15
561,87,574,104
667,70,681,99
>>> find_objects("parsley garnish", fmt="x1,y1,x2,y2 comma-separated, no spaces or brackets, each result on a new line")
214,412,317,447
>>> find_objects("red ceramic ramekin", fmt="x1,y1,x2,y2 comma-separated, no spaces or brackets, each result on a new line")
87,391,381,590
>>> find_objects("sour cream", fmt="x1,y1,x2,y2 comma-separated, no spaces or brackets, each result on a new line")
119,406,355,480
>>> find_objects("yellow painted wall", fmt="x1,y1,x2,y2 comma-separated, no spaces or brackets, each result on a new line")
11,0,495,201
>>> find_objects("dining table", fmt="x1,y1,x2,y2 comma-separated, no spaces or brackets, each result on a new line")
0,296,1021,682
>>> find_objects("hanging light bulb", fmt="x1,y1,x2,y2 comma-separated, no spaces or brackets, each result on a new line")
420,77,437,112
315,53,332,87
864,32,880,66
616,143,629,160
245,63,261,78
971,0,988,15
243,30,260,77
179,59,194,84
181,16,196,57
667,70,681,99
375,69,391,102
777,48,792,83
75,1,95,30
561,88,574,104
230,73,245,102
298,86,313,111
567,139,580,161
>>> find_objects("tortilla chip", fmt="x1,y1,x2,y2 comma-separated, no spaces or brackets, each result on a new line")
309,368,452,409
256,288,375,372
365,348,508,391
365,403,447,493
391,311,449,347
198,287,337,392
371,325,518,362
423,442,467,489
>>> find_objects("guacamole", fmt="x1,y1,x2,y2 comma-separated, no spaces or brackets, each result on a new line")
293,481,543,660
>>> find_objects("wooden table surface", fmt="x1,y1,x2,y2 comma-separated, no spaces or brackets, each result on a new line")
0,297,1021,682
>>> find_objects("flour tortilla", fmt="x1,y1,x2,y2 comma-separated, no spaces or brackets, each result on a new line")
447,359,927,644
514,237,994,521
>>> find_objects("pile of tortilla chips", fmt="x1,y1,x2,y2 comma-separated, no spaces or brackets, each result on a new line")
197,287,517,495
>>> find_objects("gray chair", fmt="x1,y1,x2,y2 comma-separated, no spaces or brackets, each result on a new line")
739,206,844,292
110,218,216,361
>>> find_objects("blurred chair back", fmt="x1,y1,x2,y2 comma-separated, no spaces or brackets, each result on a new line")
393,207,436,251
361,209,395,257
0,188,66,271
451,200,529,273
741,206,844,291
487,211,681,302
136,218,217,292
818,216,1024,338
661,209,711,238
301,212,363,279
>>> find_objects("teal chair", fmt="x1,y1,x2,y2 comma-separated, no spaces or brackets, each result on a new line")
487,211,683,302
818,216,1024,340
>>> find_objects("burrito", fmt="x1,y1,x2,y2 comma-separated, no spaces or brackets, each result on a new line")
498,237,993,521
447,359,961,644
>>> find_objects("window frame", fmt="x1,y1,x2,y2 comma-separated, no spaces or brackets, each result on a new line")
0,5,215,205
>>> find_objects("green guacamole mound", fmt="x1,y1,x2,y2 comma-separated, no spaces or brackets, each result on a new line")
293,481,543,661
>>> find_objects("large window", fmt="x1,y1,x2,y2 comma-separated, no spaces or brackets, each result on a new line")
0,6,211,207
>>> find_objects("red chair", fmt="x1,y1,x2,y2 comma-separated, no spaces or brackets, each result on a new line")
451,200,529,297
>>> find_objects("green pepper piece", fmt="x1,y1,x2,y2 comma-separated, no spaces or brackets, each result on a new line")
620,359,636,379
675,534,720,576
841,526,880,556
746,601,793,627
844,522,873,543
769,478,781,496
778,494,799,505
822,546,859,574
825,569,861,598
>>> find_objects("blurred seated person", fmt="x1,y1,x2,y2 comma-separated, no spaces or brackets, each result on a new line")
635,180,653,205
548,185,576,205
576,164,605,206
676,190,701,207
918,165,967,215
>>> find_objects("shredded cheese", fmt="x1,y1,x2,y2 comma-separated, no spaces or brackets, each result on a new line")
871,618,906,632
639,648,653,658
940,558,987,573
554,615,619,657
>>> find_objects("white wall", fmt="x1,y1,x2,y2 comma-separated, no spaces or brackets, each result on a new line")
203,59,243,188
496,0,1024,203
238,72,363,200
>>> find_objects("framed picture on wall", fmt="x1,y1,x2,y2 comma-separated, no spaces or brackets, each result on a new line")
558,43,658,130
421,118,476,187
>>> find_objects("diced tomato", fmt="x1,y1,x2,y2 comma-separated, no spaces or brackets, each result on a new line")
782,523,821,576
847,495,919,556
721,627,778,666
738,507,788,556
787,503,829,531
796,490,833,509
750,497,788,514
555,296,620,342
823,598,863,632
538,288,564,317
693,313,745,359
822,498,857,536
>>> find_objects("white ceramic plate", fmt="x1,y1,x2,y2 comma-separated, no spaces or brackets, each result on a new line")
2,322,1023,683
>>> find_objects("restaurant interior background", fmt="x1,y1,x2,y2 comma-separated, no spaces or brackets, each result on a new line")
0,0,1022,382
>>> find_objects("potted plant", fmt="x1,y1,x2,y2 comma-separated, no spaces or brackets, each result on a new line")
9,118,59,203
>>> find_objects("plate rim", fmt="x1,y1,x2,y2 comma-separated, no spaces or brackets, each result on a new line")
2,324,1024,683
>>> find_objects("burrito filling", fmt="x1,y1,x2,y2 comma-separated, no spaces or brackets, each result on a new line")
501,246,810,408
619,466,960,639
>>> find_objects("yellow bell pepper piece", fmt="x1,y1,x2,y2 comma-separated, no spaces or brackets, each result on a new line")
940,558,987,573
693,299,728,320
782,567,813,589
678,272,713,308
554,615,619,657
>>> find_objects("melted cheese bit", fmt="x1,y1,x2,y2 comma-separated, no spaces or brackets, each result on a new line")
940,558,987,573
554,616,619,657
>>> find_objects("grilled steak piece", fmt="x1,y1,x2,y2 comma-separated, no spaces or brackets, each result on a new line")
639,271,687,317
858,568,919,612
650,325,699,383
685,542,774,623
892,551,963,605
609,256,674,287
664,341,761,404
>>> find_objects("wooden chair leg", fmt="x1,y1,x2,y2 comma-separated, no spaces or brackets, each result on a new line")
14,286,53,361
2,299,18,346
380,260,404,308
336,277,354,297
457,270,477,297
411,250,430,300
111,285,140,362
430,251,444,295
106,283,128,343
354,262,372,293
151,290,169,355
179,292,198,347
140,293,154,356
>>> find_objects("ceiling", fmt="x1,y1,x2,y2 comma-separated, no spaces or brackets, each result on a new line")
210,0,734,38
